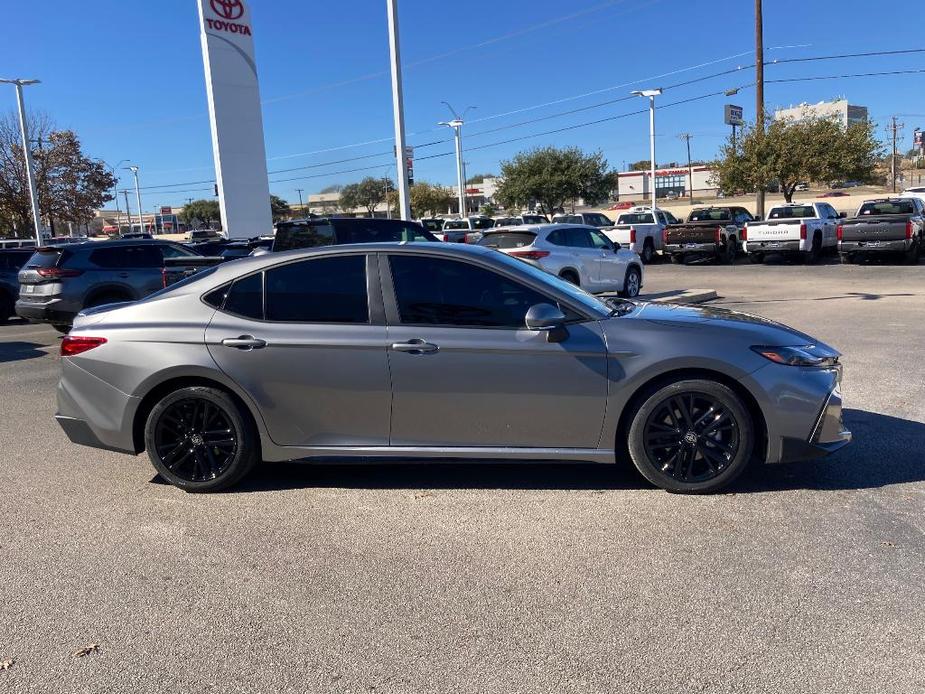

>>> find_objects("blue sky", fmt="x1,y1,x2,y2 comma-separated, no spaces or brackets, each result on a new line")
3,0,924,209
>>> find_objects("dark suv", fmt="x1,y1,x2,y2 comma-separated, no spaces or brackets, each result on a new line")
272,218,436,252
0,249,34,323
16,240,199,332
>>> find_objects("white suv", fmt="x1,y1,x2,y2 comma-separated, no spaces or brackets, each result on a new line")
477,224,643,297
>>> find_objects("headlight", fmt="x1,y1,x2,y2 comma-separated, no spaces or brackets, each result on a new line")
751,345,839,367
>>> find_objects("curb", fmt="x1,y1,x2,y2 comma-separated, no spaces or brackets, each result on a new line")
642,289,718,304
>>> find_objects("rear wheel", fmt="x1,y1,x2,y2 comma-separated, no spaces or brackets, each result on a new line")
559,270,580,286
670,253,683,265
640,241,655,264
807,234,822,264
747,252,764,264
0,293,12,323
905,240,921,265
839,253,853,264
721,239,738,264
52,324,71,334
620,266,641,298
144,386,260,492
626,379,754,493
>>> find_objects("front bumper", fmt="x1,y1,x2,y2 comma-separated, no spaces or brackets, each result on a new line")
745,239,803,254
665,242,719,256
779,383,852,463
839,239,910,254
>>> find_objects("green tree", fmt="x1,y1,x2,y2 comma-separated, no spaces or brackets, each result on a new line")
466,172,493,184
495,146,616,216
629,160,651,171
270,194,290,222
180,199,221,227
713,116,882,202
409,181,453,217
319,183,344,194
0,111,115,233
480,202,497,217
340,177,391,215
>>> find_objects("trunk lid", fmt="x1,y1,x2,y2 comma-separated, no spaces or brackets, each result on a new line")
665,222,718,244
746,220,803,242
840,215,910,242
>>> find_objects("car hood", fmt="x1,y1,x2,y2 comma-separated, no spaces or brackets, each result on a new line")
623,301,835,352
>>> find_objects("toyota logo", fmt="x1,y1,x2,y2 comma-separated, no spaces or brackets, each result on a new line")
210,0,244,20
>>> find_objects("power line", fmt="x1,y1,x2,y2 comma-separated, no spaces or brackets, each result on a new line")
766,68,925,84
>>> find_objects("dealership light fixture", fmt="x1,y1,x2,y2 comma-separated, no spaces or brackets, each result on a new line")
631,88,663,207
0,78,43,243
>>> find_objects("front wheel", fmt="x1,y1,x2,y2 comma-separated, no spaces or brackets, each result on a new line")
626,379,754,493
144,386,260,492
620,266,641,298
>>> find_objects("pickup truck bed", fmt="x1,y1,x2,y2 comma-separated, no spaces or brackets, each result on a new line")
663,222,729,263
838,198,924,263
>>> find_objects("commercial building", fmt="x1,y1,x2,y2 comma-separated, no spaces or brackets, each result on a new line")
774,99,869,128
614,165,719,201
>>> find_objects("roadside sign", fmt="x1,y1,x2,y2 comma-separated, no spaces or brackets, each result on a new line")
915,129,923,154
160,206,172,215
724,104,744,126
404,145,414,186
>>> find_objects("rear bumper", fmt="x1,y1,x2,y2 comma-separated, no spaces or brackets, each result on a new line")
745,239,803,254
839,239,910,253
664,242,719,256
15,297,75,325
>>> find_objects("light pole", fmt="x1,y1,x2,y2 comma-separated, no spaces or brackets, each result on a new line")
124,165,143,234
295,188,305,215
439,102,476,218
631,89,662,208
386,0,411,221
1,78,43,243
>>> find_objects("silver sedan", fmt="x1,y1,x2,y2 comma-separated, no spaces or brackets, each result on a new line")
55,244,850,493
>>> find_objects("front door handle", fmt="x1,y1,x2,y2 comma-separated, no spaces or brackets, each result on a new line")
221,335,267,350
391,339,438,354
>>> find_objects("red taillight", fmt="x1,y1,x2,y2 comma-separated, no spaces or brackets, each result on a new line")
509,250,551,260
715,226,722,243
161,268,168,288
799,223,807,240
441,234,449,242
741,224,748,241
60,336,107,357
36,267,82,278
629,227,637,244
906,221,914,240
836,225,843,241
662,229,669,244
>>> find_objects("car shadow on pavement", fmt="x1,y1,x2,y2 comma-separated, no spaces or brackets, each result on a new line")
225,409,925,495
735,409,925,493
0,341,48,363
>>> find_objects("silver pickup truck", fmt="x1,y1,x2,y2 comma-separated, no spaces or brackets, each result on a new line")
838,198,924,264
743,202,842,263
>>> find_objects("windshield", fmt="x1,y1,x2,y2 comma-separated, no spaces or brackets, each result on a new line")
689,209,731,222
490,250,610,317
858,200,915,215
617,213,654,224
768,205,816,219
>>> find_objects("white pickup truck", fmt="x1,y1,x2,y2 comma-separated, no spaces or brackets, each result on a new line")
603,206,679,264
743,202,842,263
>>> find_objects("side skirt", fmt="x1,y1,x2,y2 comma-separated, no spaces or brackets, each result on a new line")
261,445,617,465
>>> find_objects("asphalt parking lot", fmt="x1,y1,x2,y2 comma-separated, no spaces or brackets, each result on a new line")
1,259,923,693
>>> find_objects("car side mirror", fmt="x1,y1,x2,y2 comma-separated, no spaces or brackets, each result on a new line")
612,242,621,251
525,303,566,331
839,212,847,219
752,215,762,221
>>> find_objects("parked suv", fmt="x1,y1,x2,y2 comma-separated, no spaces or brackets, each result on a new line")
478,224,643,297
0,248,33,323
15,240,200,332
551,212,614,229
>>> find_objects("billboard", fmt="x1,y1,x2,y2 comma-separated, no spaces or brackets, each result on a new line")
198,0,272,239
724,104,744,126
915,129,924,154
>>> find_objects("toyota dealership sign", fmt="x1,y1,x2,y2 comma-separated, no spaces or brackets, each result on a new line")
197,0,272,238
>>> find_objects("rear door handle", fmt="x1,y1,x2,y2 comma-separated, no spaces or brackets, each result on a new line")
221,335,267,350
391,339,438,354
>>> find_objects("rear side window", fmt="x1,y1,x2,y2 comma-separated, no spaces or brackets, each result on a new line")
265,255,368,323
478,232,537,249
859,200,915,215
0,252,32,271
273,222,335,251
333,220,432,243
90,245,163,268
224,272,264,319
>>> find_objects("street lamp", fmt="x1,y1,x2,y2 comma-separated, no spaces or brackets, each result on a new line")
631,88,663,208
0,78,43,243
123,165,143,234
439,102,476,218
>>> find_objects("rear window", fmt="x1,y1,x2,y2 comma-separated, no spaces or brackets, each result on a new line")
333,220,433,244
520,216,546,224
689,209,731,222
768,206,816,219
444,220,469,230
25,248,68,268
470,218,494,230
478,232,537,249
273,222,335,252
858,200,915,215
421,219,443,232
617,213,654,224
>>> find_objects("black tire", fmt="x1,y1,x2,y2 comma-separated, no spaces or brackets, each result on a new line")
559,270,580,286
144,386,260,492
807,234,822,264
52,324,71,334
720,239,737,264
640,241,655,265
670,253,683,265
904,241,921,265
626,379,754,494
747,252,764,264
0,292,12,323
620,266,642,298
839,253,853,265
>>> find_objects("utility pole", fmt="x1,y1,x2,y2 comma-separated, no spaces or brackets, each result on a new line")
755,0,765,218
386,0,411,220
122,191,132,234
888,117,904,193
295,188,304,214
124,166,143,234
1,78,43,243
679,133,694,200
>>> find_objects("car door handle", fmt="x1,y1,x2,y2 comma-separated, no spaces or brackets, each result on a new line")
391,339,438,354
118,272,130,278
221,335,267,350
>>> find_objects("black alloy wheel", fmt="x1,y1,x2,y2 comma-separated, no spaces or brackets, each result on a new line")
627,379,754,493
145,386,259,492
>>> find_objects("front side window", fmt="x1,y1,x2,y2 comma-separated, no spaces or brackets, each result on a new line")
389,255,552,328
265,255,368,323
161,244,197,259
588,229,613,249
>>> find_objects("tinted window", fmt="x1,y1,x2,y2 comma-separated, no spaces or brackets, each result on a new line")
478,232,537,249
25,248,67,269
546,229,567,246
224,272,264,319
617,213,655,224
265,255,368,323
389,255,551,328
161,244,197,258
470,217,494,230
89,245,163,268
521,215,546,224
443,220,470,230
768,206,816,219
689,209,732,222
565,228,593,248
273,222,335,251
0,252,31,271
858,200,915,215
333,220,432,243
421,219,443,232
